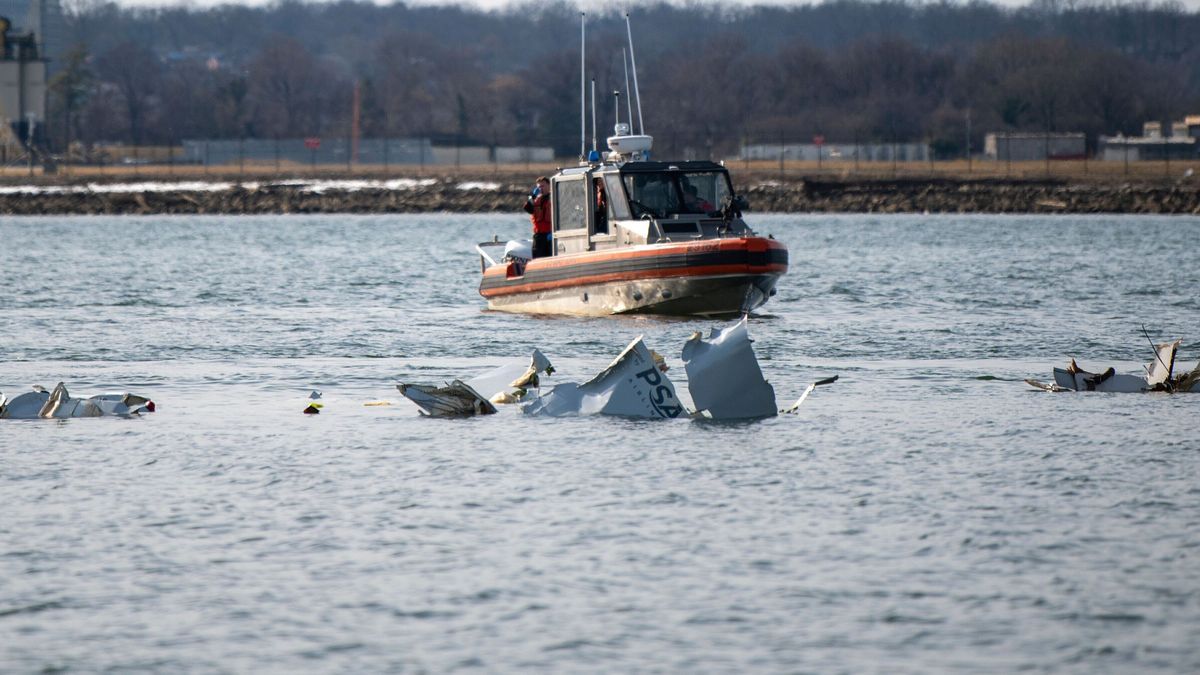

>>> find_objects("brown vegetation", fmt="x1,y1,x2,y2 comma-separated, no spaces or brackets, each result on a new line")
38,1,1200,164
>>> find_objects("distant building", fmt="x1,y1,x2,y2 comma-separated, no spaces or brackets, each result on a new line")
983,132,1086,161
1098,115,1200,161
0,0,63,73
183,138,435,167
1098,136,1197,162
0,13,47,154
494,146,554,163
180,138,555,166
737,142,931,162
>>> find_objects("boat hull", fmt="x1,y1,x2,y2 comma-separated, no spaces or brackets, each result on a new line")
479,237,787,317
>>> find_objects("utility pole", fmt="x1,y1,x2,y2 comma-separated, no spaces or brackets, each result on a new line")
965,108,972,174
26,114,35,177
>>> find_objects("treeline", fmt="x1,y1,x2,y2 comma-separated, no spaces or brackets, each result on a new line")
47,0,1200,159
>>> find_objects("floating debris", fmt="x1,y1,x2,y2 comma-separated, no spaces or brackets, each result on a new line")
397,349,555,417
682,318,776,419
394,320,835,421
0,383,155,419
781,376,840,414
523,337,684,419
1027,339,1200,393
397,380,497,417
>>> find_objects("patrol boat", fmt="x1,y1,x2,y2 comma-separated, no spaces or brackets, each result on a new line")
475,130,788,317
474,12,787,317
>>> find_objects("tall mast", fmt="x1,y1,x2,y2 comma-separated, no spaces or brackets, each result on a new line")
622,49,634,129
590,78,597,154
624,13,645,134
580,12,586,159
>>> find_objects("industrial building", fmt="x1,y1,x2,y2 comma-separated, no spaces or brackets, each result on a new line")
1098,116,1200,161
0,12,46,158
181,138,554,167
983,132,1086,161
738,142,931,162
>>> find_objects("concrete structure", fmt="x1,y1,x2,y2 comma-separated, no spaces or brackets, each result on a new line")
738,142,931,162
0,13,46,156
181,139,555,167
1098,114,1200,161
983,133,1086,161
183,138,435,167
0,0,62,72
494,146,554,163
1182,116,1200,139
1098,135,1197,162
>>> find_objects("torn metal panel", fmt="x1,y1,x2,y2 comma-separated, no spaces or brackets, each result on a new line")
396,380,497,417
522,337,685,419
1144,340,1180,388
464,348,554,404
681,317,776,419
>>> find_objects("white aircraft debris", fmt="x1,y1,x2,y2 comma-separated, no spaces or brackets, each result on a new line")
1027,338,1200,393
396,349,556,416
682,317,777,419
522,337,684,419
780,376,840,414
397,380,497,417
394,321,835,420
0,383,156,419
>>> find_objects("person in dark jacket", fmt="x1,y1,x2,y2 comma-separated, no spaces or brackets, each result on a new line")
522,176,552,257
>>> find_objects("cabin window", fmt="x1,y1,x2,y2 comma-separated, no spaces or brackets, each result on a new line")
621,170,732,218
553,178,587,231
604,174,630,219
679,172,730,215
624,173,681,219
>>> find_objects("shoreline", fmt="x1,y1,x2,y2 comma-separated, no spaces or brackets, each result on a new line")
1,174,1199,215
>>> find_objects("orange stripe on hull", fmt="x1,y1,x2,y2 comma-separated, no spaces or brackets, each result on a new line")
480,263,787,298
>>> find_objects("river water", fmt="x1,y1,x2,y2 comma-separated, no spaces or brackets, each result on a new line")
1,213,1198,673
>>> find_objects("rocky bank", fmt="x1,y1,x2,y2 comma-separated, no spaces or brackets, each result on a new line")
1,175,1198,215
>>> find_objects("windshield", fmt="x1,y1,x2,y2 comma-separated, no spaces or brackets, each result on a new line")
622,170,731,218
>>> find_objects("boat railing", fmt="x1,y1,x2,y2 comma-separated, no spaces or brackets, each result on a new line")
476,241,508,271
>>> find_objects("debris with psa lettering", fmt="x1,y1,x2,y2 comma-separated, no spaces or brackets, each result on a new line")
522,337,683,419
395,319,836,421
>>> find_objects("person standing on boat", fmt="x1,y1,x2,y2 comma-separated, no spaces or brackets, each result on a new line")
523,176,553,258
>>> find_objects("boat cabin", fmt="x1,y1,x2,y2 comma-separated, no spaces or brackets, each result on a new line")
547,160,751,256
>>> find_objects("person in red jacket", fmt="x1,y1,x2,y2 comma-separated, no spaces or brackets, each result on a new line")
522,176,553,258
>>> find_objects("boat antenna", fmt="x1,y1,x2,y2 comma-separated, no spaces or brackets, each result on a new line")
580,12,586,160
590,78,597,154
614,90,621,128
624,12,645,134
622,49,634,128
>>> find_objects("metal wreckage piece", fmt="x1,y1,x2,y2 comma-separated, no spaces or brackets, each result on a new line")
1026,339,1200,393
397,349,555,417
0,382,156,419
397,319,836,420
522,337,685,419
